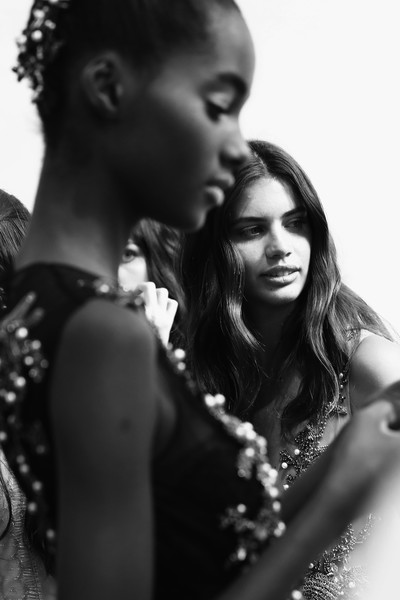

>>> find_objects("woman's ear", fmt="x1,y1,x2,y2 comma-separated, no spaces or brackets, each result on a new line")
80,52,129,118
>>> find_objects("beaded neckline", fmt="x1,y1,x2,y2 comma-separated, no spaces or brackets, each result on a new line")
279,370,349,489
0,273,286,575
0,274,145,561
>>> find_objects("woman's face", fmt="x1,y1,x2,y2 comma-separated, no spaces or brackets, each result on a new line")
229,177,312,311
118,240,148,291
111,6,255,231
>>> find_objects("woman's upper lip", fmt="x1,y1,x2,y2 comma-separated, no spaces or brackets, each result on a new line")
261,266,300,277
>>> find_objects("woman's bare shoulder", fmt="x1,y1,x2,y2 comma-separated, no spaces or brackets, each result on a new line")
62,297,155,348
51,299,159,600
50,297,159,455
349,333,400,409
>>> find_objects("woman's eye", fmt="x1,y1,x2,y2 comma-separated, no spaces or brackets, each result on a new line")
236,225,263,238
206,102,227,120
287,217,307,230
206,93,234,120
122,243,142,263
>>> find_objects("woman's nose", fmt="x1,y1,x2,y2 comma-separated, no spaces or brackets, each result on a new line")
222,124,250,170
265,228,292,259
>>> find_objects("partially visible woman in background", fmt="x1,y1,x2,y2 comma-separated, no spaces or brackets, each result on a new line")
0,188,54,599
0,189,30,312
119,219,184,346
181,140,400,598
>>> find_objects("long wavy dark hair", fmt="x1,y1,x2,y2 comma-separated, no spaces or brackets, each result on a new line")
181,140,394,433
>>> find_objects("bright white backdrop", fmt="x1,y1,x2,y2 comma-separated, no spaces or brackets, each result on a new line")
0,1,399,332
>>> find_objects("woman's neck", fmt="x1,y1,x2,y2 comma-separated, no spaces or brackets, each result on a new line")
16,152,138,280
245,302,295,372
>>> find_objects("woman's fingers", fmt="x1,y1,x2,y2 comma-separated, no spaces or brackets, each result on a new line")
166,298,178,322
137,282,157,313
156,287,169,312
136,282,178,346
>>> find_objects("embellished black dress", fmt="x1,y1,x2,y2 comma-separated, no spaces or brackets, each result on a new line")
0,264,283,599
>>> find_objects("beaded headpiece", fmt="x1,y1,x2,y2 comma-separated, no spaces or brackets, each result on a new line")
13,0,71,104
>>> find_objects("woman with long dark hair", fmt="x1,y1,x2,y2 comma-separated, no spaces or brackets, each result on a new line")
119,219,184,345
182,139,400,598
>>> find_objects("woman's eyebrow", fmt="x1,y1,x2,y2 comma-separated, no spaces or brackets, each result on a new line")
231,207,307,226
283,207,307,218
230,215,266,226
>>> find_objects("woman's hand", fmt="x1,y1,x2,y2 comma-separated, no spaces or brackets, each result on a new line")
135,282,178,346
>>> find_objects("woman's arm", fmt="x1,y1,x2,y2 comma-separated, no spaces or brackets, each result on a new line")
218,400,400,600
350,333,400,409
51,300,159,600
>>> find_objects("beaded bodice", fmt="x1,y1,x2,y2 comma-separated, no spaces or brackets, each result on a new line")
0,447,56,600
0,264,285,598
278,368,374,600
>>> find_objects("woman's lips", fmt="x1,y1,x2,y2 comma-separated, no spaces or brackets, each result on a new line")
262,266,299,278
261,267,299,286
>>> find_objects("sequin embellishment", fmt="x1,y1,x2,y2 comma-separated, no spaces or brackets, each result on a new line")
166,348,286,568
0,293,54,553
0,283,144,558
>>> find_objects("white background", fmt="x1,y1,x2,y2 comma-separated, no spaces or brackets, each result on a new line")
1,0,399,332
